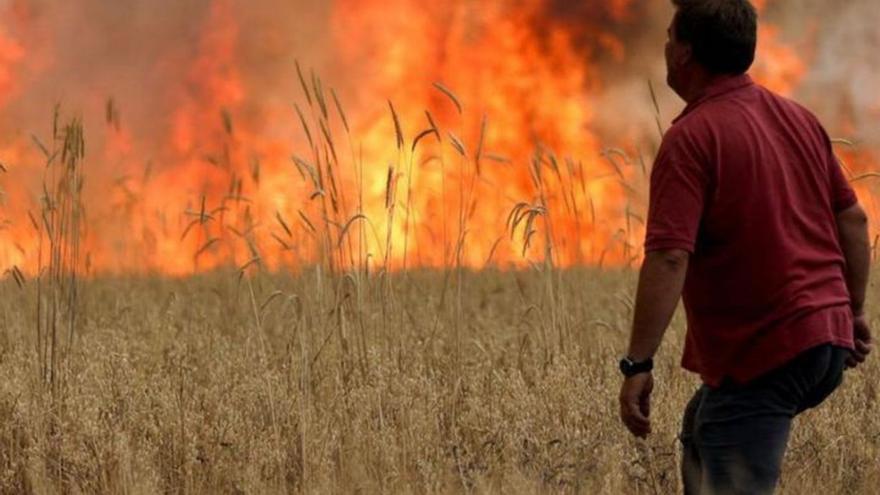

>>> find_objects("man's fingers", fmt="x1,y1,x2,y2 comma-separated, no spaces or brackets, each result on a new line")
855,339,872,356
846,353,863,368
623,415,651,437
853,318,873,344
621,399,651,437
625,400,649,425
847,348,867,369
627,423,650,438
619,374,654,438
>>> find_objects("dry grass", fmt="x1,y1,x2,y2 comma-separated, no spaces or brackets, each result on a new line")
0,267,877,494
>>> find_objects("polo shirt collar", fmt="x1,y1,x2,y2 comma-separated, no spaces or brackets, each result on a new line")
674,73,755,124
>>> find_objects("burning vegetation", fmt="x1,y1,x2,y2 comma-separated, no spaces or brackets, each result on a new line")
0,0,877,277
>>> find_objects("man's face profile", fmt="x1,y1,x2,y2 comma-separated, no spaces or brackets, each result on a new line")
665,14,690,97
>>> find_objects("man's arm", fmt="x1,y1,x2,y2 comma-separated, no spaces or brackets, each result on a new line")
626,248,690,360
837,203,870,315
619,248,690,438
836,202,873,367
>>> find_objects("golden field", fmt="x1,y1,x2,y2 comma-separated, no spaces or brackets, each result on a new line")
0,267,876,494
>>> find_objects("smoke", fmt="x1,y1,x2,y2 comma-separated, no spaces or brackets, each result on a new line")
782,0,880,145
0,0,875,163
0,0,334,150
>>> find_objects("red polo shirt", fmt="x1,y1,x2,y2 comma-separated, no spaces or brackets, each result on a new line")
646,74,858,387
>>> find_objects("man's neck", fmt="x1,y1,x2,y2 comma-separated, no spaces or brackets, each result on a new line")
679,71,732,104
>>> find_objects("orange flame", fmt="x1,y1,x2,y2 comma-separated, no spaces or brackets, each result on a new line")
753,26,807,94
0,33,24,107
329,0,641,268
0,0,876,276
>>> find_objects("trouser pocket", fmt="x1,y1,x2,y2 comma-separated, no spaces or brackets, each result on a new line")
797,345,848,413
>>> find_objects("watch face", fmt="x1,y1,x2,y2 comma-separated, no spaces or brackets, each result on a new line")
619,357,651,377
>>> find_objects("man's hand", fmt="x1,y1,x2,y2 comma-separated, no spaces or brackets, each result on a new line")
619,372,654,438
846,313,873,368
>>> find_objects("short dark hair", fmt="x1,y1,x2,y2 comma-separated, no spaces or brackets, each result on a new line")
672,0,758,75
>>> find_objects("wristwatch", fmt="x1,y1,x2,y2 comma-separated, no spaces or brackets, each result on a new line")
619,356,654,377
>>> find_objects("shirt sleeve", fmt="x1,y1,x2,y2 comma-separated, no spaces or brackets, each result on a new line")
644,130,709,254
824,140,859,212
812,120,858,212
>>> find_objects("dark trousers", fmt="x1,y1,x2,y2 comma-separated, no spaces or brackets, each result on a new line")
680,343,849,495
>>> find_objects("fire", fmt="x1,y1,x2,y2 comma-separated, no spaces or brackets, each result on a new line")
328,0,638,268
0,8,28,271
0,0,876,276
0,31,23,107
751,1,807,95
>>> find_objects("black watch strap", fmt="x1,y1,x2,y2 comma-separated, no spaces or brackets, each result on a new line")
619,357,654,377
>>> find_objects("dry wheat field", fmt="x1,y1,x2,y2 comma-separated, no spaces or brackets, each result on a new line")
0,265,877,494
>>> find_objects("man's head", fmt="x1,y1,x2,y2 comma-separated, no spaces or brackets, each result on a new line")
666,0,758,99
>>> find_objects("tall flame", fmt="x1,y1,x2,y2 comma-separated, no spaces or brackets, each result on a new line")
752,1,807,95
328,0,640,268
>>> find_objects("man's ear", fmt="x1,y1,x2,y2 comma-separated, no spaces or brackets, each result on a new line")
678,44,693,66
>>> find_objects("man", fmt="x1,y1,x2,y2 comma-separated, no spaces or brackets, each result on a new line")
618,1,873,494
